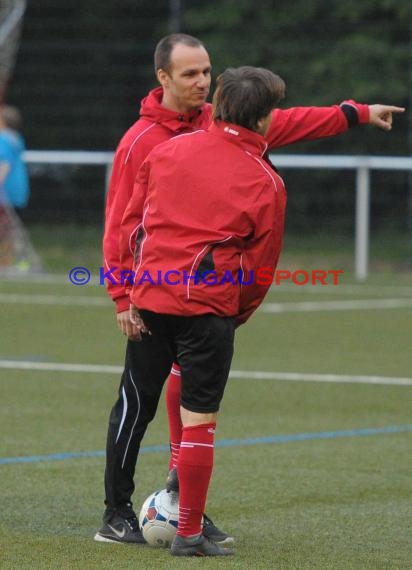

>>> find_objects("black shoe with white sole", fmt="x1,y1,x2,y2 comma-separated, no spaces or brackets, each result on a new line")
94,513,146,544
202,513,234,546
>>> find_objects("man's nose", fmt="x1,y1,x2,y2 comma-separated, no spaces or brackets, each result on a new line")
196,74,209,88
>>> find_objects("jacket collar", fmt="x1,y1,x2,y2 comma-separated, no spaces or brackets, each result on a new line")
139,87,208,132
208,121,268,157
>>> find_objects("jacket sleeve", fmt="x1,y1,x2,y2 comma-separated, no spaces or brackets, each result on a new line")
102,143,146,312
236,181,285,326
265,100,370,149
118,160,150,298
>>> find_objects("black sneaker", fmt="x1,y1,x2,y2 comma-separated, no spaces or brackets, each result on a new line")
166,467,179,493
171,534,234,557
94,513,146,544
202,513,234,546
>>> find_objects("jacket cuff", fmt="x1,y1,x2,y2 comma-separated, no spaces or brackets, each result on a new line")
356,104,370,124
115,295,130,313
340,101,369,127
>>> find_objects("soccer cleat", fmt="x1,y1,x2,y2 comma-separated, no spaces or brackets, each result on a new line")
202,513,235,546
171,533,234,557
166,467,179,493
166,467,235,545
94,512,146,544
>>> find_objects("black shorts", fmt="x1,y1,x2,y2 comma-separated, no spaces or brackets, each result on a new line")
140,311,235,413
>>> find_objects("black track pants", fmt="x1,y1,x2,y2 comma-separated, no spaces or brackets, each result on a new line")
103,334,174,512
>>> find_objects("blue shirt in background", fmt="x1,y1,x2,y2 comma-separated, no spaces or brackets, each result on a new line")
0,128,30,208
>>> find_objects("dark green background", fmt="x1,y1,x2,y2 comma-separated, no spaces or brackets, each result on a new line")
6,0,411,231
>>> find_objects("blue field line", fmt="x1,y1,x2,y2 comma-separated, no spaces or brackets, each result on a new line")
1,424,411,466
216,424,412,447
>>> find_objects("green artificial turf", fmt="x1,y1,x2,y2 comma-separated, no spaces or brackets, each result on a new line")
1,225,411,569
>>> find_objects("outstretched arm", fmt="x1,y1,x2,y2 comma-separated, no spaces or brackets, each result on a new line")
368,105,405,131
265,100,405,150
265,100,369,149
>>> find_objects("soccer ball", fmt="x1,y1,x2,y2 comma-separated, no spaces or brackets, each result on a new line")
138,489,179,547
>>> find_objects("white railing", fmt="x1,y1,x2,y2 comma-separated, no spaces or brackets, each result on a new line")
25,149,114,190
268,154,412,281
24,150,412,281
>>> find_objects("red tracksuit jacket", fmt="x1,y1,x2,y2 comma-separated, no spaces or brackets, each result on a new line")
103,88,212,312
103,87,369,312
121,121,286,326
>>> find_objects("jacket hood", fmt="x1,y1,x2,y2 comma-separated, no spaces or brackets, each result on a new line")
139,87,209,132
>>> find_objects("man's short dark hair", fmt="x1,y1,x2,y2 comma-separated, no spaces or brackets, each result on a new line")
213,67,286,132
154,33,206,75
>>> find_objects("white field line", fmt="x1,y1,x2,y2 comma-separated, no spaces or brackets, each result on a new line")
0,273,102,285
267,283,412,296
1,272,412,296
0,360,411,386
261,298,412,313
1,292,412,312
0,360,122,374
0,293,110,306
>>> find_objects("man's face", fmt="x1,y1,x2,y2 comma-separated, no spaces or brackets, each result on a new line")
159,43,212,113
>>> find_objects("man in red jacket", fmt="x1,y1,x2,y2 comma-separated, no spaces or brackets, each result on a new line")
98,32,403,546
119,67,403,556
98,33,227,545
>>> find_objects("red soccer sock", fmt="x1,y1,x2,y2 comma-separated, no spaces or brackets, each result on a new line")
165,364,182,470
177,422,215,538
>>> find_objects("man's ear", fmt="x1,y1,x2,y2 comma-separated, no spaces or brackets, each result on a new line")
256,117,266,135
256,113,272,136
256,117,264,131
157,68,169,88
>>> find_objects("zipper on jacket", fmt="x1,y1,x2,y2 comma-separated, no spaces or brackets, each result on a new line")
186,236,233,300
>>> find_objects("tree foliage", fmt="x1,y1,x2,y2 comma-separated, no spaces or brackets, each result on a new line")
185,0,410,155
183,0,411,232
9,0,411,232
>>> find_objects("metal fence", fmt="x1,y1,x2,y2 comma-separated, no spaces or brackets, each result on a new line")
24,150,412,281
